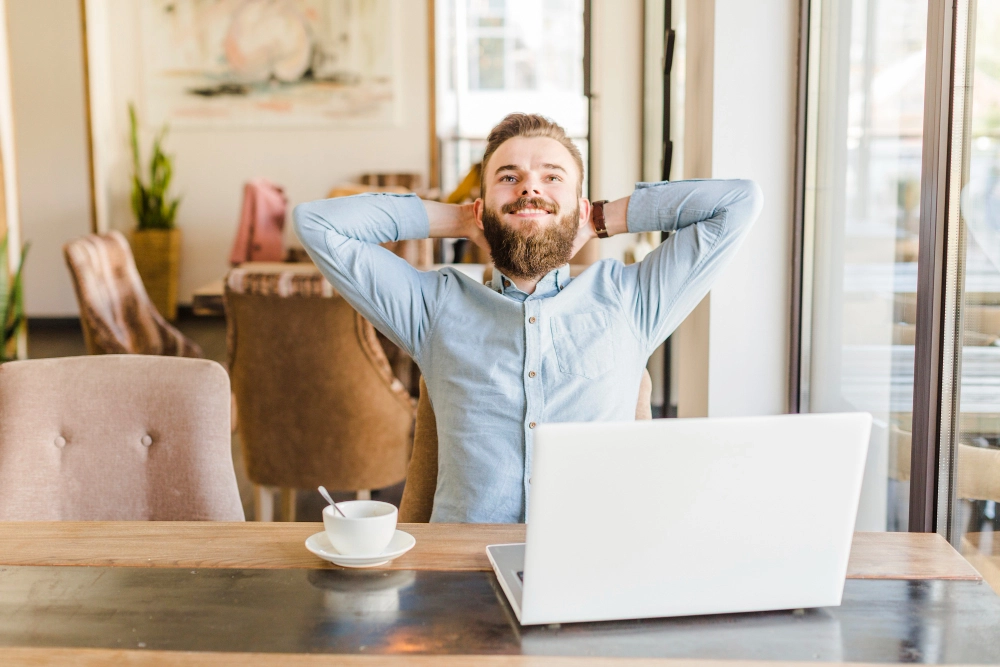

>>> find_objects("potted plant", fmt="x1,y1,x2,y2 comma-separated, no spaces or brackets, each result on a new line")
129,103,181,320
0,232,27,362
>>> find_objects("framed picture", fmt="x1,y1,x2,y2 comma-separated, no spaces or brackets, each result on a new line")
137,0,400,128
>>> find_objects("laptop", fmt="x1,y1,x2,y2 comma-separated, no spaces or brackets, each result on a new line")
487,412,872,626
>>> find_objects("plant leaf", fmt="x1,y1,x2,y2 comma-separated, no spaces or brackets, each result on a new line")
2,242,28,351
129,104,178,230
129,103,142,185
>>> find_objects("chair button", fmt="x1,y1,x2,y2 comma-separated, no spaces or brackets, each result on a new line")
529,422,536,429
528,317,536,324
528,371,536,378
141,435,153,447
54,436,66,449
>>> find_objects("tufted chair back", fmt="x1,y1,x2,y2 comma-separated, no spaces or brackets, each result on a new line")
0,355,243,520
63,231,202,357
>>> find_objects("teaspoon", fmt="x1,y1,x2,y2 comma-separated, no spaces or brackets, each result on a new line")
318,486,346,517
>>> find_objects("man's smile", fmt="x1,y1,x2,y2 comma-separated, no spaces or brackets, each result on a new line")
501,196,558,221
510,207,552,218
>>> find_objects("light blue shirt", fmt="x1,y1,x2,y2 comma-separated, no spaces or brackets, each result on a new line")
294,179,763,523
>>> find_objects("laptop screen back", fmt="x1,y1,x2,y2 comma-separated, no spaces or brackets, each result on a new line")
520,413,872,625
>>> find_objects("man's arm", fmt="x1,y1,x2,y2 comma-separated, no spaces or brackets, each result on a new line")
294,193,477,360
594,179,763,351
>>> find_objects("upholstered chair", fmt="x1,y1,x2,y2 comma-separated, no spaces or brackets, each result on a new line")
63,231,202,357
225,265,416,521
399,369,655,523
0,355,244,520
890,426,1000,502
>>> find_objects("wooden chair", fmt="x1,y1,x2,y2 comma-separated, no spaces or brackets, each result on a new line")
63,231,202,357
225,264,416,521
399,369,655,522
0,355,243,520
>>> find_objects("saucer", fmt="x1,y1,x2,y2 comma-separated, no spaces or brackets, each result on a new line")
305,530,415,568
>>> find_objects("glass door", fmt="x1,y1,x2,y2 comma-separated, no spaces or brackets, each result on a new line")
800,0,928,531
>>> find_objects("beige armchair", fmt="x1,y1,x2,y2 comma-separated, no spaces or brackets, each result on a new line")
63,231,202,357
399,370,655,523
225,265,416,521
891,426,1000,502
0,355,243,520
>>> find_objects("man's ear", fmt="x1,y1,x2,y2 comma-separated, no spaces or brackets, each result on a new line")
473,198,485,231
579,198,592,226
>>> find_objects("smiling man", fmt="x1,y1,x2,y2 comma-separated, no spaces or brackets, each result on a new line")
294,113,762,523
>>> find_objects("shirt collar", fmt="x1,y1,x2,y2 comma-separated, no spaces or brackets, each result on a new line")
490,264,570,301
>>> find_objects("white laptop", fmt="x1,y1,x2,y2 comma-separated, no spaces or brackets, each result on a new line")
487,413,872,626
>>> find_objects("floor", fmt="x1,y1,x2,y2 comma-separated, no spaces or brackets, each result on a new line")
26,313,405,522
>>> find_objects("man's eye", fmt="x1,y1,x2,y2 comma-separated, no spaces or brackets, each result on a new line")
500,175,516,182
546,175,561,181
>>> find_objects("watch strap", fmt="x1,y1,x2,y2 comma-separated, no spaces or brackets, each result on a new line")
592,200,610,239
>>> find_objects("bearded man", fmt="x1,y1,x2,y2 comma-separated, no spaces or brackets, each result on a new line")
294,113,762,523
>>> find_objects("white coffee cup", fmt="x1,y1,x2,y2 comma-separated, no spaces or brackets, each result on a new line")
323,500,398,556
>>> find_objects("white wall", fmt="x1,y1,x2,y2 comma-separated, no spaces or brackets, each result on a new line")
707,0,795,416
93,0,430,303
8,0,93,317
676,0,796,417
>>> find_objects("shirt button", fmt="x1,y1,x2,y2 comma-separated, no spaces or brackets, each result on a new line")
529,422,536,429
528,316,536,324
528,370,536,378
503,279,511,288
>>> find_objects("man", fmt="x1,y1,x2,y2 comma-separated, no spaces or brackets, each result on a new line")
295,113,762,523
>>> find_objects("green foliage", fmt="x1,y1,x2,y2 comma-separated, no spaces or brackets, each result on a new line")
129,103,181,230
0,232,28,363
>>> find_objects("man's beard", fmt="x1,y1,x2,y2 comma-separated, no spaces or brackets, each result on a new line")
481,196,579,280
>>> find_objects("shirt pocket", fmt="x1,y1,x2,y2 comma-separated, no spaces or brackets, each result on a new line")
550,312,614,379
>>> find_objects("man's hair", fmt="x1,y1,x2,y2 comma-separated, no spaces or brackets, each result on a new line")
480,113,585,198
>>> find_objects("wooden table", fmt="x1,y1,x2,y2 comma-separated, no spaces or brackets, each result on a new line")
0,523,996,665
0,523,978,578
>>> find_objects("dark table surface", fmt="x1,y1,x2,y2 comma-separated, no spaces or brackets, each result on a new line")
1,565,999,663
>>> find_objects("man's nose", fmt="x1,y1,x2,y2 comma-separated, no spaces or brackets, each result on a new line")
520,176,543,195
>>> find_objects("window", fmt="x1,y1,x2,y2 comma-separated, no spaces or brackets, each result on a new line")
436,0,588,194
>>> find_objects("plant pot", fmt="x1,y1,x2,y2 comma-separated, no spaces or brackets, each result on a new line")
131,228,180,320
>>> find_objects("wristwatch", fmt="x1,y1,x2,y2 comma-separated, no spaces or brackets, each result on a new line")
592,200,610,238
